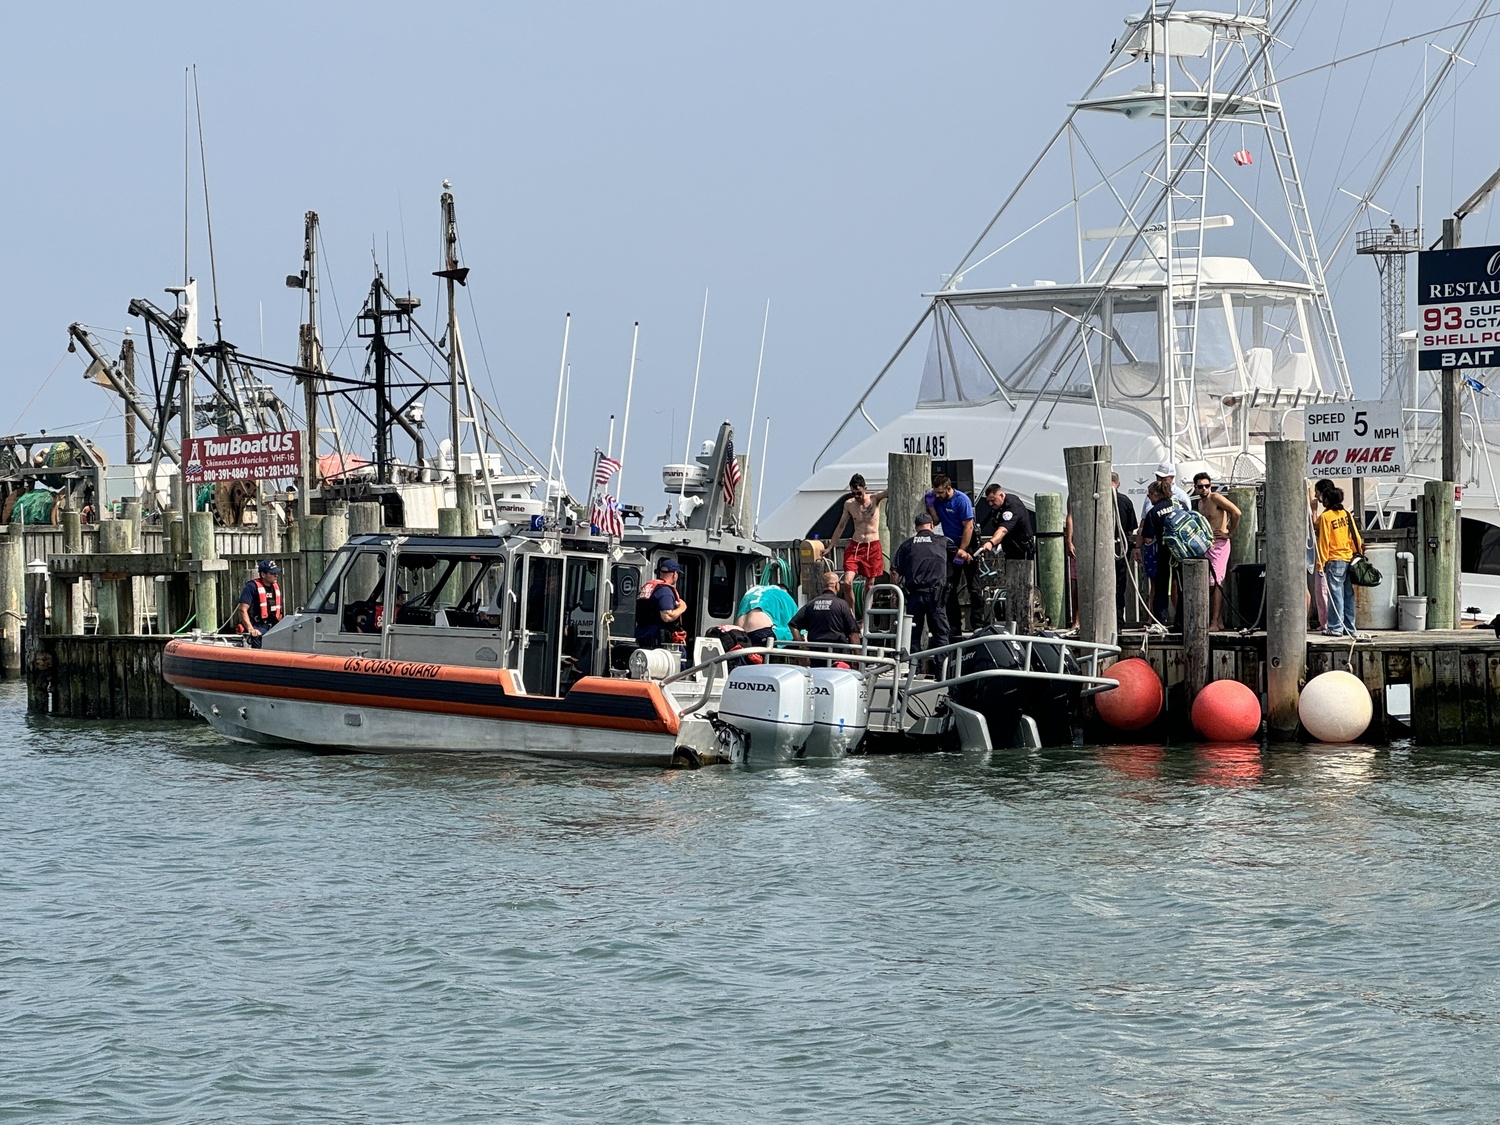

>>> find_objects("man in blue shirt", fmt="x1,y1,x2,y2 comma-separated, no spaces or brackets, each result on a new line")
924,475,977,635
634,558,688,649
232,560,284,647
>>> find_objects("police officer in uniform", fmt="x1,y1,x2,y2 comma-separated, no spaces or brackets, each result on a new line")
976,483,1036,559
892,512,951,651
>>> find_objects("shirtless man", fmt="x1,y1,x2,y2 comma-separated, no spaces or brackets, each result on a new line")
829,473,888,606
1192,472,1242,631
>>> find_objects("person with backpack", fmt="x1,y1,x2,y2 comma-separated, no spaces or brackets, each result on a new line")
1139,481,1215,627
1136,481,1175,623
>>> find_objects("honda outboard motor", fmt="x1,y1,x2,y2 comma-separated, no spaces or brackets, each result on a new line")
1025,631,1081,747
805,667,868,759
949,625,1028,749
718,665,814,765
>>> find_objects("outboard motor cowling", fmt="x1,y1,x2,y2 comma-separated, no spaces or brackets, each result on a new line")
1026,631,1082,747
949,625,1029,749
805,667,868,759
719,665,814,765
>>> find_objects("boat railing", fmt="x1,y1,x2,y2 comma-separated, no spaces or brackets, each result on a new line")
659,643,909,719
905,631,1121,698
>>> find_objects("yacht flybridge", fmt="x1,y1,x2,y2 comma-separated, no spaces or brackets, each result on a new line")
764,6,1352,539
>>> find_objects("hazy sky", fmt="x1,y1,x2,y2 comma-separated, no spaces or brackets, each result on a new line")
3,1,1498,513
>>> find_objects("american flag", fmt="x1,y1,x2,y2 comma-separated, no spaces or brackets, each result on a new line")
591,493,624,537
721,439,742,505
594,454,622,488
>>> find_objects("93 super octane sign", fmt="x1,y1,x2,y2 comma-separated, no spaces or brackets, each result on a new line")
183,431,301,484
1418,245,1500,370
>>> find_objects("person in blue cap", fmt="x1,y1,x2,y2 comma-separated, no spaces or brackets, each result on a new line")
635,557,688,649
232,560,284,646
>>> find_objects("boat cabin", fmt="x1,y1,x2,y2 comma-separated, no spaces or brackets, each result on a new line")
271,530,774,695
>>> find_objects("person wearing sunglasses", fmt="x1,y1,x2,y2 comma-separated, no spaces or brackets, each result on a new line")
1192,473,1241,631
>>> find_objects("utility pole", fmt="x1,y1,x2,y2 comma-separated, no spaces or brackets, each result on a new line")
1441,217,1463,485
1441,217,1463,625
120,333,137,464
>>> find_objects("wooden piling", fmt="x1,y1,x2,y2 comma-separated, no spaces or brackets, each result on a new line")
96,518,133,636
0,529,23,677
1421,480,1456,630
261,504,283,557
59,509,84,635
1064,445,1115,646
120,497,142,551
301,515,327,585
323,505,349,561
189,511,219,632
1265,440,1306,739
1225,485,1257,626
456,472,477,537
1180,557,1210,698
25,560,48,710
886,452,932,552
1034,492,1065,629
349,501,382,539
62,509,82,555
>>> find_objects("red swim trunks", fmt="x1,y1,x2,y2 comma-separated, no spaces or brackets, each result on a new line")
843,539,885,579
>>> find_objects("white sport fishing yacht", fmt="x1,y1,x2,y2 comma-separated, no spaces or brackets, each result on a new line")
761,4,1500,616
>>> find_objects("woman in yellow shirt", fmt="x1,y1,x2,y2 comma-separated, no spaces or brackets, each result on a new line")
1315,485,1364,637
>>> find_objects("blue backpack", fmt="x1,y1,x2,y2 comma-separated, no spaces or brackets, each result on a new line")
1161,506,1213,561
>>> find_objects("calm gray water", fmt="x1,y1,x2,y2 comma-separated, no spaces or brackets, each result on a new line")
3,681,1499,1123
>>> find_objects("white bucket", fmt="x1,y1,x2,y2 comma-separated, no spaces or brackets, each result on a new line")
1398,595,1428,632
1355,544,1398,630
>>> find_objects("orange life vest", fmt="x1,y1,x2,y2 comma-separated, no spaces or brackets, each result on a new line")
252,578,283,628
637,579,687,644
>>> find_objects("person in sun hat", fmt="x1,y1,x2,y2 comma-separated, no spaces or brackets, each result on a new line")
1143,460,1192,517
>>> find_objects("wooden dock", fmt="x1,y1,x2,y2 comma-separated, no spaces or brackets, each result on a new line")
1117,627,1500,745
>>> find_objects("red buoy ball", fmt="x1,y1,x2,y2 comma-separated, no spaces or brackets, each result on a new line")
1095,657,1164,731
1192,678,1262,742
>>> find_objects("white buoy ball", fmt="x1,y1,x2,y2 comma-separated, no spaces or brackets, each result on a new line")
1298,670,1373,743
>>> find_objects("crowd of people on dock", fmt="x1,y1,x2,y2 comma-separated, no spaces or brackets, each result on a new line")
628,461,1257,664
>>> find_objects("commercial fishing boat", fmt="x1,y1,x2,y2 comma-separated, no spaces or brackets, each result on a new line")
760,4,1500,615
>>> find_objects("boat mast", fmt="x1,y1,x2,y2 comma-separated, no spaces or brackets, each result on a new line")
294,211,323,520
435,186,498,520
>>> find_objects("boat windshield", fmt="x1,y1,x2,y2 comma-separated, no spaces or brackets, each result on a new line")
391,551,506,628
920,298,1102,404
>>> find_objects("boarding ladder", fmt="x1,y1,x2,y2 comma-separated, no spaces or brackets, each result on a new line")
860,583,913,734
1157,7,1211,460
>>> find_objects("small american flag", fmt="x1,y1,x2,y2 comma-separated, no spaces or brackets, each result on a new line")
592,494,624,537
1233,149,1253,167
721,439,741,505
594,455,622,488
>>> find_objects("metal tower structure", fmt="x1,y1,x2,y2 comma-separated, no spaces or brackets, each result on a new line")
1355,222,1422,393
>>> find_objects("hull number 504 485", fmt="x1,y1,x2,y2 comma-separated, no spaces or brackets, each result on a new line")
902,433,947,458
